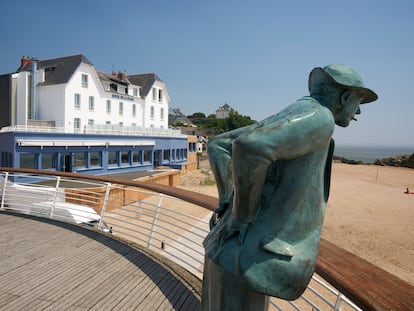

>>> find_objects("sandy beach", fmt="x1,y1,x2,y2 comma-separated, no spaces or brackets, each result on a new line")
178,161,414,286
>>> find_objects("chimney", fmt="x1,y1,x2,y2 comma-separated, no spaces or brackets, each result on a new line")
31,61,38,119
21,56,32,68
118,70,126,81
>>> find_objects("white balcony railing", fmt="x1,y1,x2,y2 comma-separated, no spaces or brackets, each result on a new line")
0,124,185,138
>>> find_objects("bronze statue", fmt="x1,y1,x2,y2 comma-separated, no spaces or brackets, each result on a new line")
202,64,378,310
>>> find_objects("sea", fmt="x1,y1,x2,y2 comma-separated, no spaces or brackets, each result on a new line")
334,145,414,163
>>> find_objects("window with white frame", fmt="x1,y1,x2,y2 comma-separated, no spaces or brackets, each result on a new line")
74,93,81,110
133,88,138,96
118,86,126,94
106,121,111,125
119,102,123,115
106,100,111,113
160,108,164,120
103,82,110,91
152,88,157,101
89,96,94,111
150,106,154,118
88,119,94,126
81,74,88,87
158,89,163,102
132,104,136,117
74,118,81,129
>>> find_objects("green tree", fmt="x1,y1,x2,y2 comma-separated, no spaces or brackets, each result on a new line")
226,112,256,131
191,112,206,118
187,110,256,136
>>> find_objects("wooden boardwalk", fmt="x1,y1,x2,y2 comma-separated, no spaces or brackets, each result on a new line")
0,211,201,310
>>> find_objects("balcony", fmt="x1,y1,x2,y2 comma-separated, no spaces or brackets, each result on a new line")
0,124,185,138
0,168,413,310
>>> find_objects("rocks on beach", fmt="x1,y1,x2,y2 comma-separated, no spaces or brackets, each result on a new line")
335,152,414,168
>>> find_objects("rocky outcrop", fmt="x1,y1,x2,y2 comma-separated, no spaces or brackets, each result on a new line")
334,152,414,169
374,153,414,169
333,156,363,165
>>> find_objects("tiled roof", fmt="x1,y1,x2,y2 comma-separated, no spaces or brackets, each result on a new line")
17,54,92,86
128,73,162,97
97,71,129,86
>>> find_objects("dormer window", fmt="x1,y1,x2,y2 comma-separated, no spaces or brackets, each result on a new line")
81,74,88,88
118,86,126,94
103,82,110,91
133,88,138,97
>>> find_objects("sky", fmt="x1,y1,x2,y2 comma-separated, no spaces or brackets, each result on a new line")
0,0,413,147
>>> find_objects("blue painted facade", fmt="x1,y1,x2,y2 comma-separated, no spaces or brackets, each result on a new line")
0,131,189,176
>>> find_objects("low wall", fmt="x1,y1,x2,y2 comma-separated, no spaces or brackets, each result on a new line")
181,161,198,173
65,170,182,213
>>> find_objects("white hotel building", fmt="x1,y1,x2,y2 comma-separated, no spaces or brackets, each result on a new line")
0,54,196,176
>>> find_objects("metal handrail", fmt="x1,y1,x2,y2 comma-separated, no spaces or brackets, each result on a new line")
0,167,413,310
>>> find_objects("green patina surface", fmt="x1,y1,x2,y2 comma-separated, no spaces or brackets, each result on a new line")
202,64,378,311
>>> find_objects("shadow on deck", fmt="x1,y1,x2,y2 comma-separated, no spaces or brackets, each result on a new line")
0,211,201,310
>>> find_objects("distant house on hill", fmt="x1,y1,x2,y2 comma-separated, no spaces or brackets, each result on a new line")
169,107,197,135
215,102,235,119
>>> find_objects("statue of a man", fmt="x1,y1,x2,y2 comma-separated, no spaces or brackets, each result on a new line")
202,64,378,310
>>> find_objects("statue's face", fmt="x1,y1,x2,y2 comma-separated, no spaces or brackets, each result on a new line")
335,90,362,127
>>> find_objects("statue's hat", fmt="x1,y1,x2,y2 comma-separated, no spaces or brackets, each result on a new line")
309,64,378,104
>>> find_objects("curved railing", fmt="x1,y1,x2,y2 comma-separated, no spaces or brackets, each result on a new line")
0,167,413,310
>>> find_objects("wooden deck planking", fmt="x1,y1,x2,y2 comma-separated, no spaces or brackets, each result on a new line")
0,211,201,310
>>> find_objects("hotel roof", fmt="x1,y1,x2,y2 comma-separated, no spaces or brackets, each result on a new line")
17,54,92,86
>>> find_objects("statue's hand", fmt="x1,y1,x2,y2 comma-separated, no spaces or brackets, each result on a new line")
209,192,234,229
209,202,229,228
